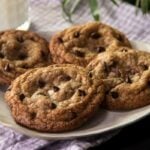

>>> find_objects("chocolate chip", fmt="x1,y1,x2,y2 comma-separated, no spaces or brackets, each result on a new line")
104,61,117,73
0,32,4,36
58,37,63,43
0,53,4,58
105,90,109,95
21,64,28,69
74,32,80,38
73,50,85,57
104,62,109,73
30,112,36,119
60,75,71,81
147,80,150,87
95,46,105,53
88,72,93,78
17,37,24,43
53,86,59,92
110,91,119,99
90,32,101,39
30,37,36,41
4,63,11,72
109,61,117,68
49,102,57,109
104,61,119,73
117,34,124,42
121,48,128,52
41,51,46,58
78,89,86,96
71,112,77,119
19,94,25,101
19,53,27,60
125,76,132,83
38,80,45,88
141,64,148,70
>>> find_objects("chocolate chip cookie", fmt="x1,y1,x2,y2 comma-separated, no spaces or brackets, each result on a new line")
87,47,150,110
49,22,131,66
0,30,52,85
5,64,104,132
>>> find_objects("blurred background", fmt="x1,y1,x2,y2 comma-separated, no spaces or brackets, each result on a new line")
0,0,150,42
28,0,150,42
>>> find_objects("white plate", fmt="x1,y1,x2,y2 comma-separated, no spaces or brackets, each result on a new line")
0,41,150,140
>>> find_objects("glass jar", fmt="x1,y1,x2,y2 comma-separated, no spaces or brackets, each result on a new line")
0,0,30,31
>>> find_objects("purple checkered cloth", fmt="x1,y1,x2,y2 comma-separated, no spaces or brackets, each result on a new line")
0,0,150,149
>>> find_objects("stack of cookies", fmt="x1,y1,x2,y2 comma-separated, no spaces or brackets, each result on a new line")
1,22,150,132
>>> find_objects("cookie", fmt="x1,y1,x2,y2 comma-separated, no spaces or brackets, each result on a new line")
5,64,104,132
87,47,150,110
49,22,131,66
0,30,52,85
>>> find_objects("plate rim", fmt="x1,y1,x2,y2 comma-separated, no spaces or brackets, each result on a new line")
0,40,150,140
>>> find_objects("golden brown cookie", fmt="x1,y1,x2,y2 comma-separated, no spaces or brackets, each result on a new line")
49,22,131,66
0,30,52,85
5,64,104,132
87,47,150,110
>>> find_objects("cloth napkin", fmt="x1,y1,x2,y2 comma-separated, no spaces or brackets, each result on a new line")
0,0,150,150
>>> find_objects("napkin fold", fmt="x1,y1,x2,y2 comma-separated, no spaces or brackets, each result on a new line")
0,125,120,150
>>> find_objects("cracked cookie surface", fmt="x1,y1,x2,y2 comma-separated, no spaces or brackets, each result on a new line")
87,46,150,110
0,30,52,85
5,64,104,132
49,22,131,67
